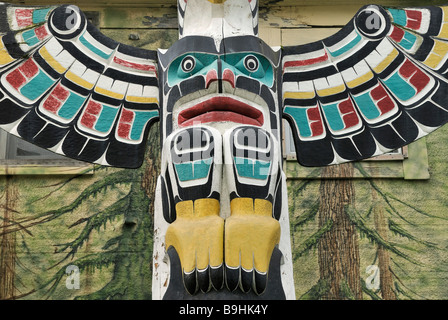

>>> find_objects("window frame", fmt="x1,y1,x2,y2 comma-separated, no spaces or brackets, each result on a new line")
281,120,430,180
0,130,94,176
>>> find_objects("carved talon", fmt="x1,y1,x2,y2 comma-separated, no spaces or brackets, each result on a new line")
224,198,280,294
165,199,224,294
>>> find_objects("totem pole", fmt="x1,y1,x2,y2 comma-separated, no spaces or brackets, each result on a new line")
152,0,294,299
0,0,448,300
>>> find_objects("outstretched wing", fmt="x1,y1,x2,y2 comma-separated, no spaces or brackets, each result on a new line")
282,4,448,167
0,3,159,168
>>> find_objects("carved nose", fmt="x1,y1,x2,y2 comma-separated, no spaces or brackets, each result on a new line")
222,69,235,88
205,69,235,89
205,69,218,89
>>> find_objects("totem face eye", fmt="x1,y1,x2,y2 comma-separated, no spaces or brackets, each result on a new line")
167,53,216,87
244,55,259,72
224,52,274,87
181,56,196,73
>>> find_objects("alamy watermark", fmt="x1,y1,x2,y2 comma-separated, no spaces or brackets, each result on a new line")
65,5,81,30
364,6,382,31
65,264,80,290
365,265,380,290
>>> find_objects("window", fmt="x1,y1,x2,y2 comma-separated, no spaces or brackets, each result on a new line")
0,129,93,175
283,121,408,162
0,131,64,161
282,120,429,180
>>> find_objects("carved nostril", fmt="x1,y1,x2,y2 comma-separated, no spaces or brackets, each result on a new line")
205,69,218,89
222,69,235,88
205,68,235,90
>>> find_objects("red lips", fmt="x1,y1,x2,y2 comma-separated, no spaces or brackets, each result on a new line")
178,96,264,127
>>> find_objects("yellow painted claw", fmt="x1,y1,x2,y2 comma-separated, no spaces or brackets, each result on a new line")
165,198,224,278
225,198,280,274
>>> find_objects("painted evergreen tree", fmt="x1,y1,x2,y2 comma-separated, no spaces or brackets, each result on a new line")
51,125,160,300
0,25,180,300
0,176,19,299
317,163,362,300
0,125,161,300
354,171,442,300
290,162,444,300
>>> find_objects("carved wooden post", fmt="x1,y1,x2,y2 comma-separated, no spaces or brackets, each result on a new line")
152,0,295,300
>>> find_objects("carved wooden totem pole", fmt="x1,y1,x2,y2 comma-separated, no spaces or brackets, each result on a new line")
1,0,448,300
153,0,293,299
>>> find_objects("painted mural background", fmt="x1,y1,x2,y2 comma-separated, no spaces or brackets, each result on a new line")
1,0,448,300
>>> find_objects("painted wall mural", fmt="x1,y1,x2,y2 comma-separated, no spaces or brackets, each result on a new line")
2,0,448,300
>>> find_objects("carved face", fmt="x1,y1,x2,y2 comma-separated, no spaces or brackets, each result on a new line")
157,35,281,140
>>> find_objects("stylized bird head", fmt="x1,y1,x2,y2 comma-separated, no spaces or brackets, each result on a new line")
157,0,282,141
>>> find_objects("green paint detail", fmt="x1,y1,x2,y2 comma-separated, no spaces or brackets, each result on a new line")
32,8,51,24
321,103,345,131
130,111,159,141
22,29,39,46
20,71,55,101
353,92,380,120
329,32,361,57
384,71,416,102
400,30,417,50
234,157,271,180
95,105,119,133
223,52,274,87
387,8,407,26
284,106,312,138
167,52,274,87
58,92,86,120
175,158,213,182
80,34,112,59
167,53,218,87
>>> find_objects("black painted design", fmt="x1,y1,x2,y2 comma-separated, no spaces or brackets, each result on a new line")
163,246,286,300
282,4,448,167
0,3,159,168
163,126,221,204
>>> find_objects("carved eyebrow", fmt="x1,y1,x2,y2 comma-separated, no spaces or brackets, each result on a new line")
158,36,219,68
220,36,281,66
159,35,281,69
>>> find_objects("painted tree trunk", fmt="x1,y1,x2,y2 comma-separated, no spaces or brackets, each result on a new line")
372,182,396,300
142,126,161,202
318,163,362,300
0,176,18,300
